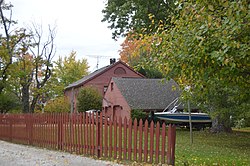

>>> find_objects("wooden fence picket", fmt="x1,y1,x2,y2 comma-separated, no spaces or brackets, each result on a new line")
138,119,143,162
113,116,117,159
144,120,149,163
118,116,122,160
104,115,108,158
155,122,160,163
109,119,113,158
99,112,103,158
91,113,94,155
85,113,88,154
149,121,154,163
128,118,132,160
161,123,166,163
123,117,127,160
95,112,99,157
133,118,138,161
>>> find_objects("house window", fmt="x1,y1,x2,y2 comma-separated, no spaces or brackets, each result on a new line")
114,67,126,75
111,82,114,91
104,86,108,93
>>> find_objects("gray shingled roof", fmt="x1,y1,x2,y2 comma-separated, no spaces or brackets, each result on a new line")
65,65,110,90
113,78,181,110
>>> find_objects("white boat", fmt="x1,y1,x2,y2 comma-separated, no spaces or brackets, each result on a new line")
154,98,212,124
154,111,212,123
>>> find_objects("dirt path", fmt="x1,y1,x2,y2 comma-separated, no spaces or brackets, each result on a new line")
0,140,122,166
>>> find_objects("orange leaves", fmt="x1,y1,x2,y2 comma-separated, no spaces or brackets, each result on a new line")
119,33,155,66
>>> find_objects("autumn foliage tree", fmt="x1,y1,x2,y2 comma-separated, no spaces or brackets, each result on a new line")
48,51,89,98
119,34,163,78
1,20,56,113
0,2,89,113
44,96,70,113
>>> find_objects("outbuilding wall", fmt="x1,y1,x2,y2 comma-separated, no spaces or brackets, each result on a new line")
64,61,144,112
103,79,131,121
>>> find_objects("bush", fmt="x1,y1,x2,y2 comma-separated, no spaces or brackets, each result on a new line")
234,118,246,129
44,96,70,113
0,92,21,113
77,86,102,112
131,109,148,122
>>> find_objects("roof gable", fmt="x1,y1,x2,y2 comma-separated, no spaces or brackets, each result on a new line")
112,78,181,110
65,61,144,90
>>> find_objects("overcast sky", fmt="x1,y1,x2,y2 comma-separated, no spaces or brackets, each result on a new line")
10,0,124,71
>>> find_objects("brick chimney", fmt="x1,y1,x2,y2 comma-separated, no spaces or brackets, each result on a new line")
110,58,116,65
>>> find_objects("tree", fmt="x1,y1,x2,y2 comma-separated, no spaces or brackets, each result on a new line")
119,34,151,65
0,92,21,113
49,51,89,97
119,34,163,78
9,23,56,113
143,0,249,131
44,96,70,113
27,23,56,113
77,87,102,113
131,109,148,122
102,0,176,39
0,1,27,94
12,53,34,113
0,2,56,113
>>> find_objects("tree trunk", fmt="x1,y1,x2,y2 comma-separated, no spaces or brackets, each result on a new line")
22,85,30,113
30,95,39,113
211,116,232,133
0,83,4,94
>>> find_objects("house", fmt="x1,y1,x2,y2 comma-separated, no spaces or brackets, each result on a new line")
64,59,144,112
102,77,181,120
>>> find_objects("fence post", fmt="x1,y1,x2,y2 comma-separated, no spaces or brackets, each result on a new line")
29,114,33,145
97,117,101,158
9,115,12,142
57,114,63,150
167,124,176,166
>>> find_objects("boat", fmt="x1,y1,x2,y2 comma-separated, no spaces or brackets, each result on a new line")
154,98,212,124
154,111,212,123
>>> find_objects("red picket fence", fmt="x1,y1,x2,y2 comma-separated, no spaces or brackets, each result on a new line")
0,113,176,164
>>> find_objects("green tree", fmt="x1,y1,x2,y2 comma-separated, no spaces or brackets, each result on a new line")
0,1,27,94
0,92,21,113
143,0,249,132
77,87,102,113
12,53,34,113
44,96,70,113
102,0,176,39
131,109,148,122
49,51,89,97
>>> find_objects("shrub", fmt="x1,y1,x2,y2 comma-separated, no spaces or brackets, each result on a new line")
234,118,246,129
131,109,148,122
77,86,102,112
44,96,70,113
0,92,21,113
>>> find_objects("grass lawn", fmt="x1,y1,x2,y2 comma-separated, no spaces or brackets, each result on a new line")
174,128,250,166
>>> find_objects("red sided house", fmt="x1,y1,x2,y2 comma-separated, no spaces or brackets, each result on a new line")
64,60,144,112
103,78,181,120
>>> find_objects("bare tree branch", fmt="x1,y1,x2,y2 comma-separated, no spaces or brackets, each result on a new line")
27,22,57,112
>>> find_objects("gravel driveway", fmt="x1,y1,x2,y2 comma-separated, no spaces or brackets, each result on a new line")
0,140,122,166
